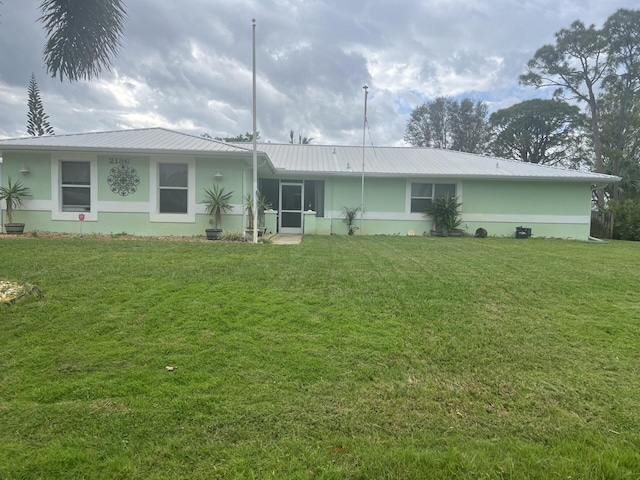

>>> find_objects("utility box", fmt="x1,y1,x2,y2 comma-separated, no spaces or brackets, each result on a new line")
516,226,532,239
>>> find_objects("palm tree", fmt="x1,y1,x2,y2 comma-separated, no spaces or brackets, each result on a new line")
39,0,126,81
289,130,314,144
202,185,233,230
0,177,31,226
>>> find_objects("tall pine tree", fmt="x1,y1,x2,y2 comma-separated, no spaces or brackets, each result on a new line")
27,73,54,136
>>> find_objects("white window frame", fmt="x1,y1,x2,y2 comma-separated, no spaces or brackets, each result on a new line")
149,156,196,223
406,180,461,216
51,153,98,221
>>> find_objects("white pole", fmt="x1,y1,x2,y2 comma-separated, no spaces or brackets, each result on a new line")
252,18,258,244
360,85,368,234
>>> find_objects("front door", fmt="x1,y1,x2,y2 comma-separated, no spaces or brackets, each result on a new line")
279,182,304,234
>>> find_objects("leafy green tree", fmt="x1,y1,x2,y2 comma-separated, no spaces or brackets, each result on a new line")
404,97,488,153
520,20,610,204
602,9,640,200
609,198,640,240
599,92,640,199
39,0,126,81
27,73,55,136
404,97,454,149
449,98,489,153
488,99,587,167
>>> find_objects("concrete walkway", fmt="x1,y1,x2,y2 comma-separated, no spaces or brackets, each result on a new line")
269,234,302,245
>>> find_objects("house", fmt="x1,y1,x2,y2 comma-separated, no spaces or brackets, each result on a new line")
0,127,619,239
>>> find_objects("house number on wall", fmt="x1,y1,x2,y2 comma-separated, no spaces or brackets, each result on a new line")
107,157,140,196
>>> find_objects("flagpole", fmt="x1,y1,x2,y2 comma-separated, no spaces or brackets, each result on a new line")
360,85,368,234
252,18,258,244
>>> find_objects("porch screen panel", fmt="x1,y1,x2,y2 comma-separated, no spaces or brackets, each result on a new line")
303,180,325,217
259,178,279,211
281,184,302,210
281,212,302,228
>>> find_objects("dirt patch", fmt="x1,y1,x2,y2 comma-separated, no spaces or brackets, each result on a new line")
1,231,210,242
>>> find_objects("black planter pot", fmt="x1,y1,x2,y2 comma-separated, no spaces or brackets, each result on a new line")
205,228,223,240
4,223,25,235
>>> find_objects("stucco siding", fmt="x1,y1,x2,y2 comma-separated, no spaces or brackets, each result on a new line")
3,152,52,200
462,180,590,216
460,180,592,238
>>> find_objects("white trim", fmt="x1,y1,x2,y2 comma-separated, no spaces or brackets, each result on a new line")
462,214,590,224
327,210,423,221
21,199,54,211
97,201,151,213
51,153,98,221
327,211,589,225
149,156,196,223
23,200,244,217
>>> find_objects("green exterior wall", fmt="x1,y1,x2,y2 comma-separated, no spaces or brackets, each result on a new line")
462,180,589,216
1,151,249,237
1,150,595,240
460,180,592,239
2,152,52,200
97,154,150,202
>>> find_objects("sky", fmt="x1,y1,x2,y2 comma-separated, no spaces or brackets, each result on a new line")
0,0,637,146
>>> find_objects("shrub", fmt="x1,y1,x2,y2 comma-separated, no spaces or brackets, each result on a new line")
610,199,640,241
221,231,246,242
424,193,462,235
342,206,361,235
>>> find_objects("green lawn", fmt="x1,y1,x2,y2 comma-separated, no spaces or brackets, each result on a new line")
1,235,639,479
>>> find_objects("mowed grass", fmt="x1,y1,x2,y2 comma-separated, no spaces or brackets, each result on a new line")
1,235,639,479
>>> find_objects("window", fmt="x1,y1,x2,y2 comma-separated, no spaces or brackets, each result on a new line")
159,163,188,214
61,161,91,212
410,182,456,213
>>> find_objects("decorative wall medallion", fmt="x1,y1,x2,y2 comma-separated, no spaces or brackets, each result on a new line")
108,163,140,196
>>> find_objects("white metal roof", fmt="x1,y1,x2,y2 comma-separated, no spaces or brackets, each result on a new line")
0,128,253,155
254,143,620,183
0,128,619,183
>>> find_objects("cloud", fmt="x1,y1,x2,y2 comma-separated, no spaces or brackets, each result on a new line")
0,0,638,146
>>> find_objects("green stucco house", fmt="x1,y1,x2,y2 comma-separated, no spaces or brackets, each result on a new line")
0,128,619,239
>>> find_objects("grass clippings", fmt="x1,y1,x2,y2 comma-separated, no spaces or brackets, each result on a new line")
0,280,41,305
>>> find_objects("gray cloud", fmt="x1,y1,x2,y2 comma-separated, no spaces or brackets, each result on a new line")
1,0,637,145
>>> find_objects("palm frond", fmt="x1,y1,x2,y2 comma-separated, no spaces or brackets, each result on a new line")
39,0,126,82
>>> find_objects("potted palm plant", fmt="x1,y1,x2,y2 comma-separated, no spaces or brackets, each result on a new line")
0,177,31,234
201,185,233,240
424,193,462,237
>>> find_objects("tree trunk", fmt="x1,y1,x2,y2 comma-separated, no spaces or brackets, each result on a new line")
587,89,605,207
612,93,627,201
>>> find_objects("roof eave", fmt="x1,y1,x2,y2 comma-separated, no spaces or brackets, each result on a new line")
0,144,257,156
273,170,621,183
